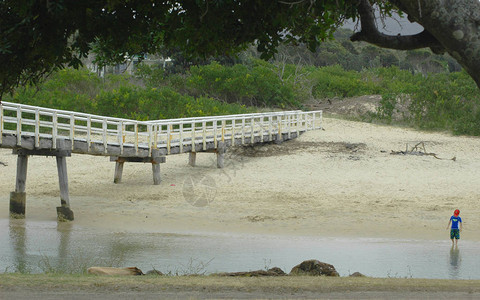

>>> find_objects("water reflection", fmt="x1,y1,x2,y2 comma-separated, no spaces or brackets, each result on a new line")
8,219,28,273
57,222,72,271
1,218,480,279
449,245,461,278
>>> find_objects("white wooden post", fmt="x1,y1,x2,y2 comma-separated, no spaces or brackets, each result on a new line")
167,124,171,154
0,103,3,144
179,123,184,153
213,120,217,148
87,115,91,152
16,106,21,146
231,119,235,146
250,117,255,144
268,115,273,141
52,111,58,149
118,120,124,155
34,109,40,148
70,114,75,150
241,118,245,144
191,122,196,152
202,121,206,151
103,118,108,153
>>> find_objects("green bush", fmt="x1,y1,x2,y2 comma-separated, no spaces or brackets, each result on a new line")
183,61,298,108
372,70,480,135
6,68,254,120
310,65,380,98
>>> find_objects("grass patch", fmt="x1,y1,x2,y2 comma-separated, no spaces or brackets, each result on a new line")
1,273,480,293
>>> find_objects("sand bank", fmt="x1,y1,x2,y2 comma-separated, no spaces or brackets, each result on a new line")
1,117,479,240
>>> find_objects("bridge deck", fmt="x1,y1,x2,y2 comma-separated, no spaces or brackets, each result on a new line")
1,101,322,221
0,101,322,156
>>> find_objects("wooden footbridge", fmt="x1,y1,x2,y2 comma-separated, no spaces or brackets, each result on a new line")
0,101,322,220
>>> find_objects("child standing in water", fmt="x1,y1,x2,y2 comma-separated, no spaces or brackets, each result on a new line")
447,209,463,246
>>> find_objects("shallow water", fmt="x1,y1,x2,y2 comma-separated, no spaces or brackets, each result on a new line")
0,218,478,279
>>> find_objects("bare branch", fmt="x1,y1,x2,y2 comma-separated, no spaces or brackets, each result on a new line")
350,0,445,54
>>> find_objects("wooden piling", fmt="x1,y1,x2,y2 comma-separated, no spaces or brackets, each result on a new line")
217,141,226,169
114,160,125,184
189,152,197,167
151,149,161,185
55,139,74,221
110,153,165,185
10,154,28,217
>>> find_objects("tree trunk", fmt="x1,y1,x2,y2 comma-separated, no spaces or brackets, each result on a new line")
352,0,480,89
394,0,480,88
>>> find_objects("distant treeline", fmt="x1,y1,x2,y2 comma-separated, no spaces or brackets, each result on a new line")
5,31,480,136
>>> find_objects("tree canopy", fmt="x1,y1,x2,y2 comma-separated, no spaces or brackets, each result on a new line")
1,0,480,98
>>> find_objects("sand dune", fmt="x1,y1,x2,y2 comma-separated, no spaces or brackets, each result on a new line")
1,116,479,241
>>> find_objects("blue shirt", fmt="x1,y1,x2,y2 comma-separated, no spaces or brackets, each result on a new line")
450,216,462,229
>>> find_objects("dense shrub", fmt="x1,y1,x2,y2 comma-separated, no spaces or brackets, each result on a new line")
6,62,480,136
6,68,254,120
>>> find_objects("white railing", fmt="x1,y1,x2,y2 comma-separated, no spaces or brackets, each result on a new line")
0,101,322,156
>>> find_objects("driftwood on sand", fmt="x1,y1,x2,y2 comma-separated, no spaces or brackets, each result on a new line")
87,267,144,276
390,142,456,161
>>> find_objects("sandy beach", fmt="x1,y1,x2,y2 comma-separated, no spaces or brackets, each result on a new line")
1,116,479,241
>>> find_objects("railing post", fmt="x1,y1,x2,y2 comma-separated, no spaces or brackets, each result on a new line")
191,122,196,152
154,124,158,150
86,115,91,152
202,121,206,151
268,115,273,142
213,120,217,148
35,109,40,148
52,111,58,149
179,123,184,153
16,106,21,146
250,117,255,144
70,114,75,150
231,119,235,146
0,103,3,144
134,123,139,155
148,124,153,156
118,120,124,155
221,119,226,142
102,118,108,154
296,113,300,136
287,114,291,139
241,118,245,145
167,124,171,154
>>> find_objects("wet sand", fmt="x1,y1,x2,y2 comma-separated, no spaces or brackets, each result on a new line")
1,116,479,241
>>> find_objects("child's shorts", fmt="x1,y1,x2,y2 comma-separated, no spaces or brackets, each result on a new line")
450,229,460,239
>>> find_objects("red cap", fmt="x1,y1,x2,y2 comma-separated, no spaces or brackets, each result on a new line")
454,209,460,216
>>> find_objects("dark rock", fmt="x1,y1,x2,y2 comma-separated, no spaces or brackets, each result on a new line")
349,272,366,277
215,267,286,277
289,260,339,277
145,269,164,276
268,267,286,276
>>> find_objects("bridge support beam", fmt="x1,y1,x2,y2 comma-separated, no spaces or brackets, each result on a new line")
188,141,226,168
10,154,28,217
216,141,226,169
10,139,74,221
56,151,74,221
111,150,166,185
188,152,196,167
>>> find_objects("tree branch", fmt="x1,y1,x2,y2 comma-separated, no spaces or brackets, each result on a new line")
350,0,445,54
